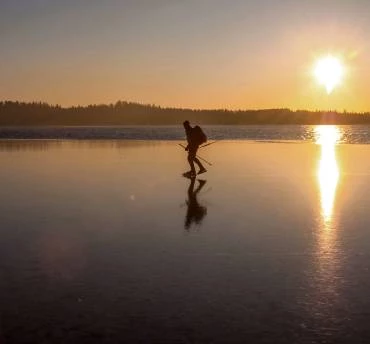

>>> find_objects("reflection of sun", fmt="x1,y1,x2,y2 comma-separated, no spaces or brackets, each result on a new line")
315,126,341,222
307,126,342,324
314,56,344,94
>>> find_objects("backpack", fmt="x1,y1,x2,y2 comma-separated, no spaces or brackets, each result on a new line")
192,125,207,146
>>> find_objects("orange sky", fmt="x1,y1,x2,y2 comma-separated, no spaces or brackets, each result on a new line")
1,1,370,112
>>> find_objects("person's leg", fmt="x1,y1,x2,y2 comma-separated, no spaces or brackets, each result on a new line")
194,157,206,173
187,150,196,175
192,147,206,173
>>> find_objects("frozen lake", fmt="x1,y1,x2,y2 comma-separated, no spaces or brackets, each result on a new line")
1,135,370,343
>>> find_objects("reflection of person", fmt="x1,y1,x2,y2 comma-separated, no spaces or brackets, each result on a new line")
183,120,207,177
185,176,207,230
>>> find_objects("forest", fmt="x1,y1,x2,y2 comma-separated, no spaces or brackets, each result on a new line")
1,100,369,125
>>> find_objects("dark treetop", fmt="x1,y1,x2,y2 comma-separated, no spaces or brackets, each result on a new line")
1,101,369,126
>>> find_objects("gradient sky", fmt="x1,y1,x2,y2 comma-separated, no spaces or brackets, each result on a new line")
1,0,370,111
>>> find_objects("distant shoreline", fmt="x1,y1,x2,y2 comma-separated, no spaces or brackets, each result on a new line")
1,100,370,126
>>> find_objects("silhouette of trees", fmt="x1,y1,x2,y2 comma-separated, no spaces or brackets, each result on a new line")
0,100,369,125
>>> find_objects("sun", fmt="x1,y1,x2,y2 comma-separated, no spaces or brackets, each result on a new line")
314,55,344,94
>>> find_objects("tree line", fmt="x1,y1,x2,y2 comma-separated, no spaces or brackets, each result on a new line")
0,100,369,125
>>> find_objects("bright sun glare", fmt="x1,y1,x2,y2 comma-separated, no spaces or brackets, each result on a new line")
314,56,344,94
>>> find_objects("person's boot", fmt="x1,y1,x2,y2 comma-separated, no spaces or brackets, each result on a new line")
198,167,207,174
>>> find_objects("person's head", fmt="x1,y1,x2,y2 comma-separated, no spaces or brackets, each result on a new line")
183,120,190,129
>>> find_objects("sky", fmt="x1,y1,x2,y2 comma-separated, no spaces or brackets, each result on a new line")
1,0,370,111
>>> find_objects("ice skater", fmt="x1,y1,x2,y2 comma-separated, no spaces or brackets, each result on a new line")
183,120,207,177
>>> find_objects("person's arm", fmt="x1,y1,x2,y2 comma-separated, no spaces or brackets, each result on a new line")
184,128,190,150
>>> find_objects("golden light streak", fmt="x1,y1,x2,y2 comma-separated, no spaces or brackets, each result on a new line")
306,126,342,321
315,126,341,222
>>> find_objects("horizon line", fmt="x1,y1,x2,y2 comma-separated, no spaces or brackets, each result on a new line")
1,99,369,115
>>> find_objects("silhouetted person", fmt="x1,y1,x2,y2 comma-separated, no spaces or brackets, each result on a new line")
185,176,207,230
183,120,207,177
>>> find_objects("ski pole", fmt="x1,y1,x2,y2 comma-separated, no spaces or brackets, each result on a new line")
200,141,218,149
178,143,213,166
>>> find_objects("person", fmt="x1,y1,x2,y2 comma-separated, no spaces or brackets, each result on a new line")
183,120,207,177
